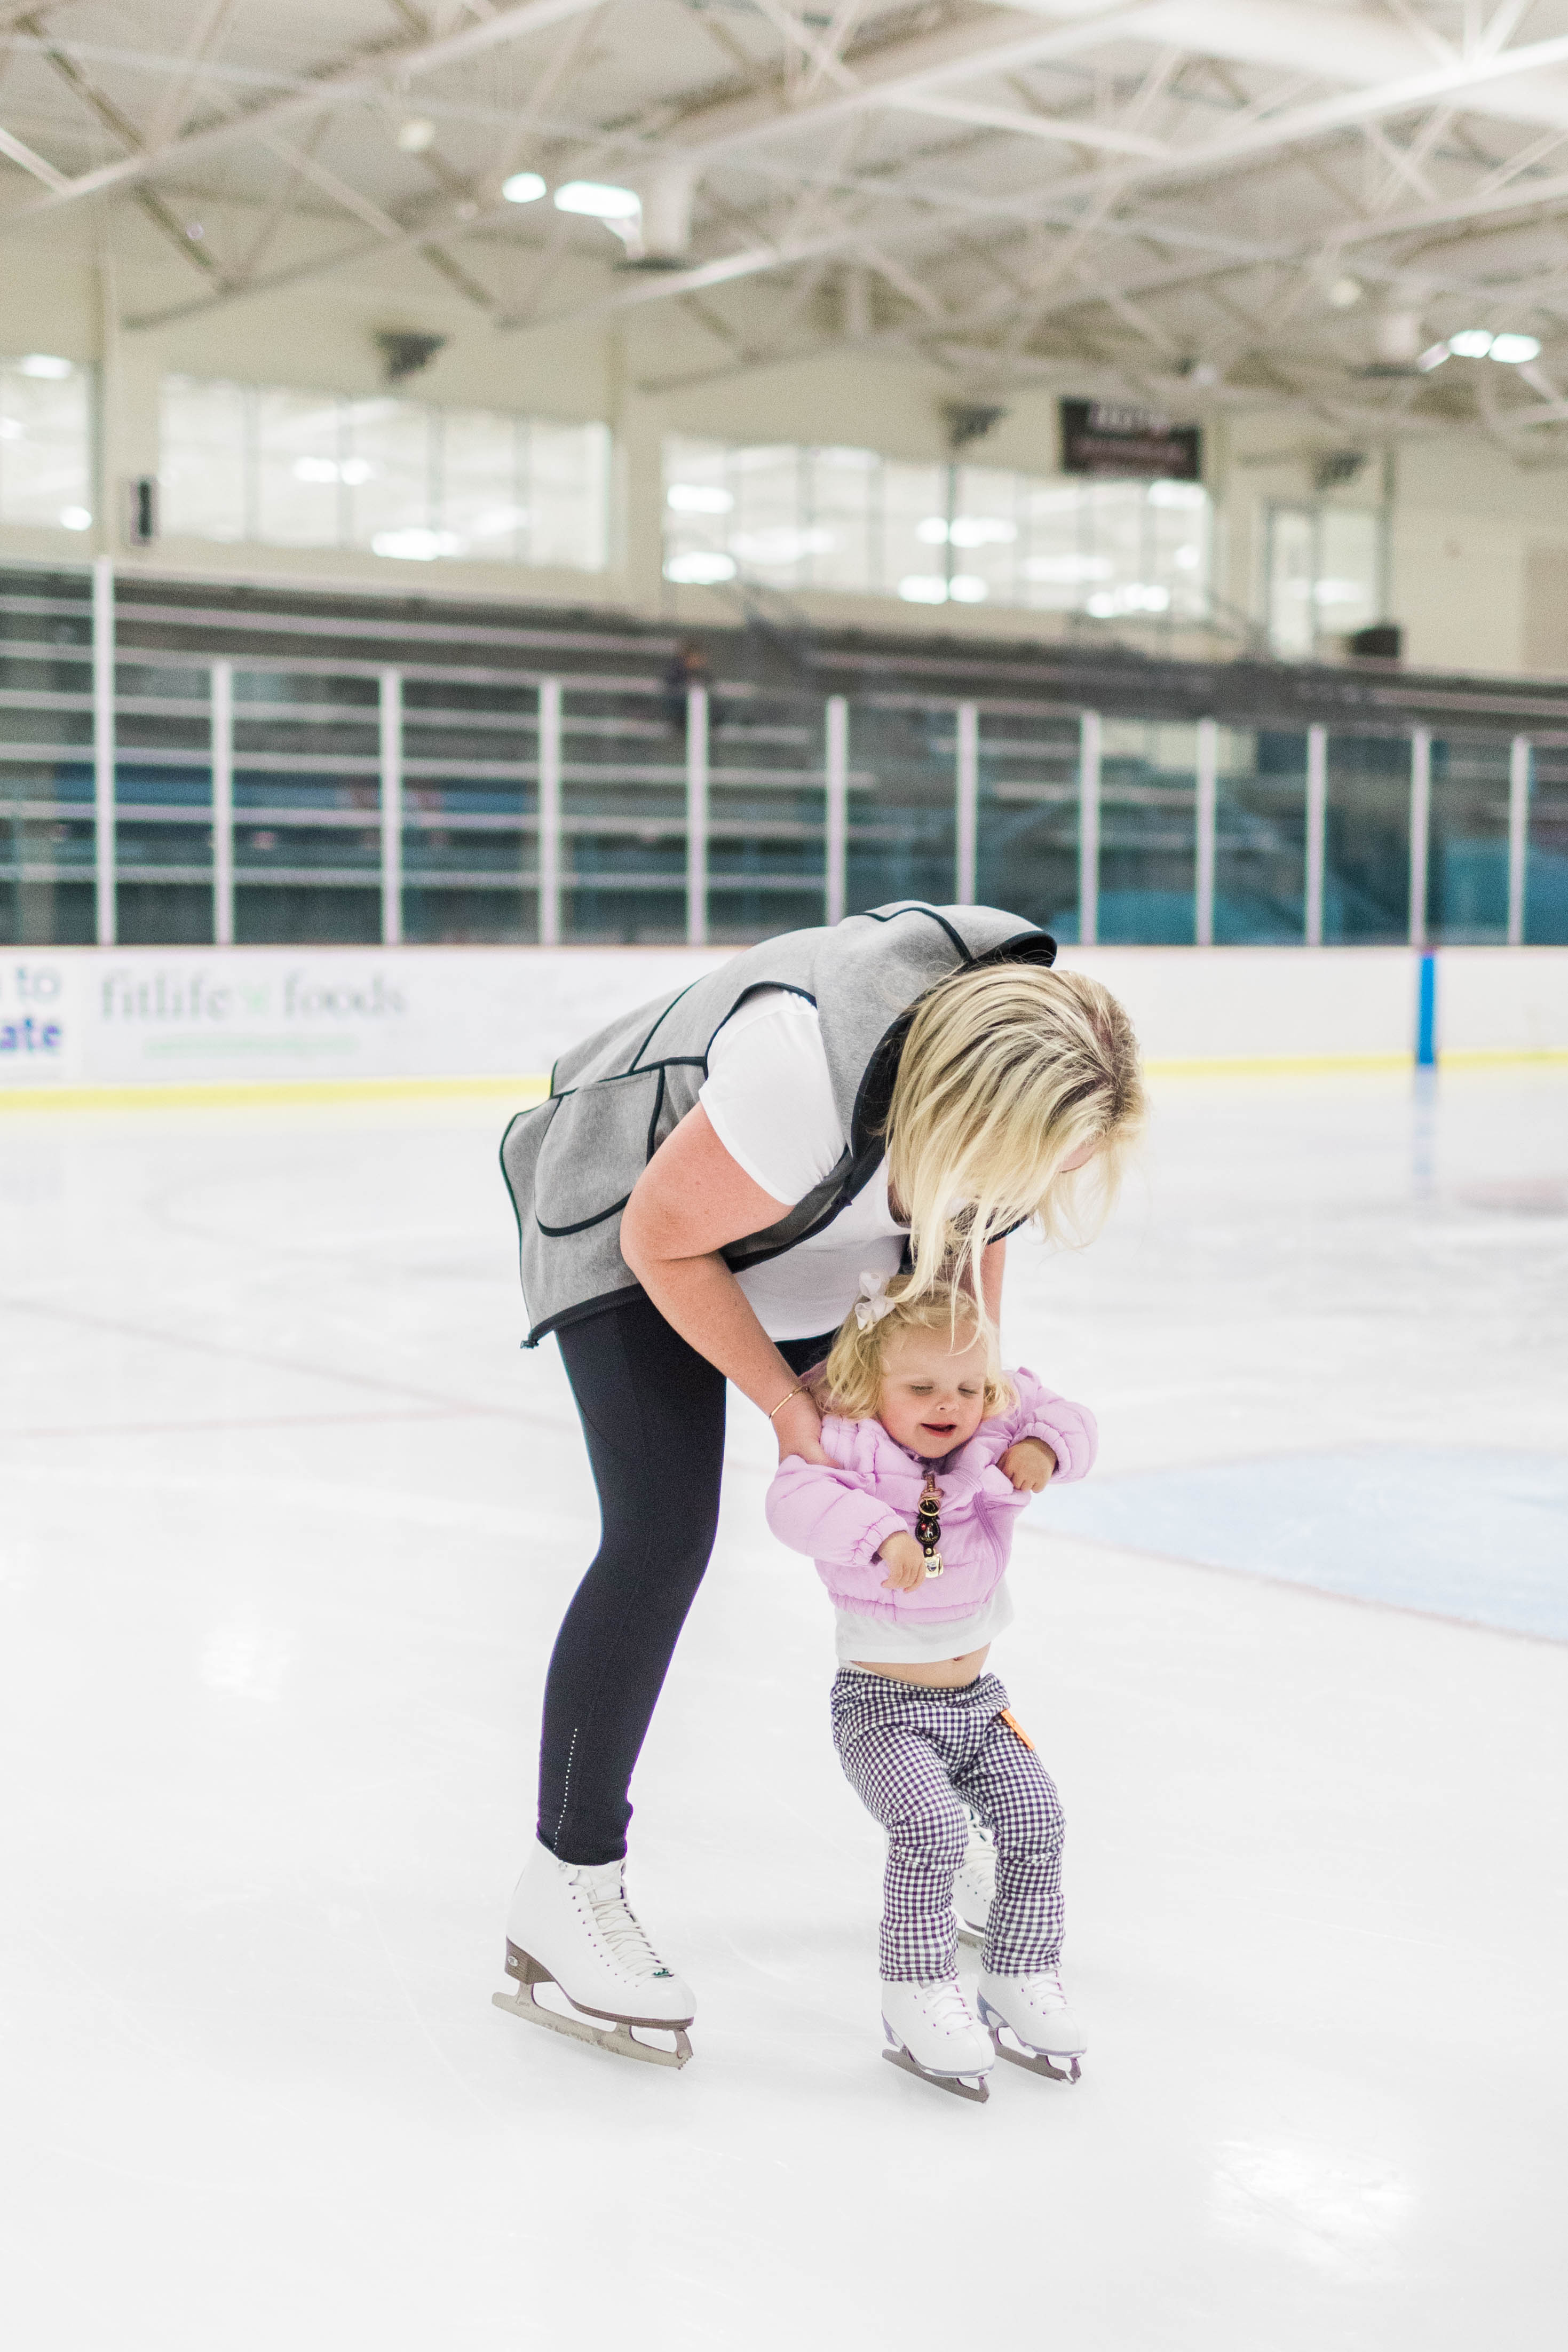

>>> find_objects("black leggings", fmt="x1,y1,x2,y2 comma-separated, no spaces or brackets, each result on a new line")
540,1295,830,1865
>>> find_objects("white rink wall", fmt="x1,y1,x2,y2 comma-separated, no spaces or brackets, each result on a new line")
1,940,1565,1093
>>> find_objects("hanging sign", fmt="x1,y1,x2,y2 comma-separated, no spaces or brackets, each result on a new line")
1059,400,1202,481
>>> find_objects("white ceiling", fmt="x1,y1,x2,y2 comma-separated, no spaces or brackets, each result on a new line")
9,1,1568,453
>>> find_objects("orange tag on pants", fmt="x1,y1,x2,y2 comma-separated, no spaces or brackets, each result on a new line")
997,1707,1035,1750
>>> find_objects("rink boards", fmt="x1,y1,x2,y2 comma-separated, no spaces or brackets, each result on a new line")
3,940,1567,1098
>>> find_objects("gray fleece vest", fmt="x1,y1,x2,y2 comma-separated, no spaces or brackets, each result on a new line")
500,900,1055,1346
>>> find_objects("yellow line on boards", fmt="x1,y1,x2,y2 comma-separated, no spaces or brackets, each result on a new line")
0,1075,552,1112
3,1049,1566,1111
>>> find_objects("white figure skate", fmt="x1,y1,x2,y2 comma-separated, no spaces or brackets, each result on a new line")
975,1967,1087,2083
953,1809,995,1951
494,1841,694,2070
881,1978,994,2103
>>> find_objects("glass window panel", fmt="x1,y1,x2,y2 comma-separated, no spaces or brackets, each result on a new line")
439,410,524,562
844,702,955,912
347,399,435,554
976,712,1079,938
159,376,247,541
804,446,877,593
256,388,346,546
1525,742,1568,943
1427,736,1511,944
883,461,949,605
1214,727,1307,942
1324,733,1410,943
1098,720,1197,942
1317,509,1380,637
0,359,92,529
1268,507,1316,656
528,419,610,571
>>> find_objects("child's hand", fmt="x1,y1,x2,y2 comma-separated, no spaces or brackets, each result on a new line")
999,1438,1057,1493
878,1531,927,1592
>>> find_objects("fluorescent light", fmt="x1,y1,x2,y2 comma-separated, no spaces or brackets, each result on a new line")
18,353,73,379
663,551,735,585
948,517,1015,548
397,118,435,155
916,517,949,545
59,506,92,530
372,528,461,560
1447,330,1494,358
667,483,733,513
555,180,640,220
898,575,948,605
1417,342,1451,371
501,171,547,205
1490,332,1541,364
339,458,374,486
948,575,988,602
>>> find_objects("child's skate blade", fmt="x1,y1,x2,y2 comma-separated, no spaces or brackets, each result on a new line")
976,1997,1081,2082
494,1945,692,2070
953,1910,985,1950
880,2022,989,2103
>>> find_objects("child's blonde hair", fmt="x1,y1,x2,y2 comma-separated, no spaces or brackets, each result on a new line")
884,962,1144,1305
821,1274,1014,1421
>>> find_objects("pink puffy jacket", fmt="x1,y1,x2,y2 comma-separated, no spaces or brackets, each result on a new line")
765,1368,1097,1628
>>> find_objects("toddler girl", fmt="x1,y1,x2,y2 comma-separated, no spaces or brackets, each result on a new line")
766,1271,1097,2103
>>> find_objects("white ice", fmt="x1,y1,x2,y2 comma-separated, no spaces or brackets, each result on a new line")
1,1067,1565,2351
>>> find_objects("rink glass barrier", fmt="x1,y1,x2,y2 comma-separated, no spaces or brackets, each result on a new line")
3,567,1568,951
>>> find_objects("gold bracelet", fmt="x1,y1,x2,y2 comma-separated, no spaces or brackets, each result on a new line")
767,1381,807,1423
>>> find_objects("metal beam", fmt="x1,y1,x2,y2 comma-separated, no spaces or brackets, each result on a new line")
3,0,606,228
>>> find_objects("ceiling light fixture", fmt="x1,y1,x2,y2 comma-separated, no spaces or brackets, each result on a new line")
397,118,436,154
554,180,641,220
18,353,73,378
1489,332,1541,364
1447,330,1495,358
501,171,547,204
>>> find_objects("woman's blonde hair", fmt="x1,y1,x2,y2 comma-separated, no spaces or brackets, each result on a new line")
821,1275,1012,1421
883,962,1143,1303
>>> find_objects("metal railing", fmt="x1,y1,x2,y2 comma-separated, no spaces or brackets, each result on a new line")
0,556,1561,951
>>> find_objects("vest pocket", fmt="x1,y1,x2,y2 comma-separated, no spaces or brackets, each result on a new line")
532,1066,668,1237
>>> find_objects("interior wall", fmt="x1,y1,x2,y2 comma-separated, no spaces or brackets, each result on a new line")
8,231,1568,678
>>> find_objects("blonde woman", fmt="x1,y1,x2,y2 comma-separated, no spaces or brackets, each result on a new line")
495,900,1143,2068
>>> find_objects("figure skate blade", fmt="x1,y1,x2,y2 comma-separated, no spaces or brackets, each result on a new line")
880,2042,989,2103
493,1947,692,2070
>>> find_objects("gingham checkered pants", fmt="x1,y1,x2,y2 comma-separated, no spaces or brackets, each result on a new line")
830,1667,1065,1983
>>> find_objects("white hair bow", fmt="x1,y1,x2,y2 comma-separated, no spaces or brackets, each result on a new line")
853,1271,898,1332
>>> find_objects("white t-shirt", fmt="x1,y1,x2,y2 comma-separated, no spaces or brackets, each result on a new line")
833,1580,1015,1665
699,989,907,1343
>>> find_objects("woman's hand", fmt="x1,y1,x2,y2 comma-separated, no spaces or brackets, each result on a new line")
772,1385,828,1466
878,1531,927,1593
999,1437,1057,1492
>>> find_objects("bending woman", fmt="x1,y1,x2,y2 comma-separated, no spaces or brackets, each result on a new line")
494,900,1143,2065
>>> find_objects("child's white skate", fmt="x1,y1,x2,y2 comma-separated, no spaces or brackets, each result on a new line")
494,1840,694,2070
881,1978,994,2103
975,1967,1086,2082
953,1809,995,1950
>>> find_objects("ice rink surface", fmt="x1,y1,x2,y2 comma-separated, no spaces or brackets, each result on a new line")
2,1064,1565,2352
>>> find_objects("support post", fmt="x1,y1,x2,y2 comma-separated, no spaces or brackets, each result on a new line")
1078,709,1100,947
686,683,709,948
955,701,979,905
825,694,848,926
211,659,234,948
1408,726,1431,948
1507,733,1530,948
1305,723,1327,947
92,553,115,946
537,678,562,946
379,668,402,948
1194,715,1217,947
1416,949,1437,1068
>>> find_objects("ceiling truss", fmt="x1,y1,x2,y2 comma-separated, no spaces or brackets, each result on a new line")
4,1,1568,454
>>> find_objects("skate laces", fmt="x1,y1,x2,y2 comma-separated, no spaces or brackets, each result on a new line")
921,1979,978,2034
584,1883,672,1981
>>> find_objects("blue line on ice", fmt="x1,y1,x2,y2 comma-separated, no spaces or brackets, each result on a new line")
1035,1448,1568,1641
